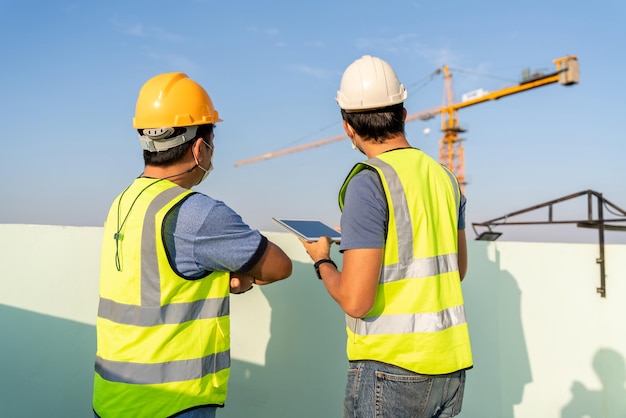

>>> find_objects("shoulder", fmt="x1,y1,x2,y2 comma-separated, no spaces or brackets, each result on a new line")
180,192,220,211
165,193,264,275
178,193,239,222
346,168,383,194
340,170,387,251
180,193,259,233
165,192,259,242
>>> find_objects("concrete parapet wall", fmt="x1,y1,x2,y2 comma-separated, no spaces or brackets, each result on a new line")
0,224,624,417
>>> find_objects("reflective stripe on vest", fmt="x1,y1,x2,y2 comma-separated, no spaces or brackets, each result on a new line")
95,350,230,384
338,149,472,375
97,297,228,327
379,253,458,284
347,304,466,335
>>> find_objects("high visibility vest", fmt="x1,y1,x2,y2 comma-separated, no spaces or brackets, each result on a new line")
93,178,231,418
339,148,473,375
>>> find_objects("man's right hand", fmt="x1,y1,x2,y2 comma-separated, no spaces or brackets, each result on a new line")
230,272,255,294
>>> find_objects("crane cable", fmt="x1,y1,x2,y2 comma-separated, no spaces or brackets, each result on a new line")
258,66,514,153
446,66,517,84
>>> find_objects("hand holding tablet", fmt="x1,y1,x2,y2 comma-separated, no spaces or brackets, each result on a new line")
272,218,341,243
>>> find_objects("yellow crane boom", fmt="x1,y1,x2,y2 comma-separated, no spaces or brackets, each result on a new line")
232,105,443,167
234,55,579,188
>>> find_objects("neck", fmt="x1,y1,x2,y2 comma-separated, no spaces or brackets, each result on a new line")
362,133,411,159
142,163,198,189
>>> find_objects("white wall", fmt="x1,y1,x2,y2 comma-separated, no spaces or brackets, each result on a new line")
0,224,624,417
462,241,626,417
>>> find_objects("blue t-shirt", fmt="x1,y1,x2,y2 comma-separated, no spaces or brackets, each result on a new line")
339,169,466,252
163,193,266,278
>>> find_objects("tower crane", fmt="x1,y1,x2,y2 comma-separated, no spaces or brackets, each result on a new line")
234,55,579,190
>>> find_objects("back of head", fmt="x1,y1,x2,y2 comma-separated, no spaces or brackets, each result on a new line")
133,72,222,154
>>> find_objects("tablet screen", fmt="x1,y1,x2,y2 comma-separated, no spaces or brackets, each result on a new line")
272,218,341,242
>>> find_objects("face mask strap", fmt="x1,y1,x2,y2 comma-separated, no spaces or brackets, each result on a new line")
193,139,214,185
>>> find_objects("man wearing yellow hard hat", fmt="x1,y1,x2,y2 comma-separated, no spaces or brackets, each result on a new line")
300,55,473,417
92,72,292,417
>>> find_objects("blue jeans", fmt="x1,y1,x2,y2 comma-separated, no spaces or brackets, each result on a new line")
344,361,466,418
174,406,218,418
95,406,217,418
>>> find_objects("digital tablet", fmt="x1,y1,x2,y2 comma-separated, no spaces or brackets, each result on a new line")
272,218,341,242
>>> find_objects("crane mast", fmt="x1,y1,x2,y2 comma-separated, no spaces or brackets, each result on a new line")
234,56,579,191
440,65,467,188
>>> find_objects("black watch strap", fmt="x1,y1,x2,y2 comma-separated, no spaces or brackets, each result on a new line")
314,258,337,280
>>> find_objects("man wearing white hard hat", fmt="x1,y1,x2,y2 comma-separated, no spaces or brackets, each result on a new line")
301,55,472,417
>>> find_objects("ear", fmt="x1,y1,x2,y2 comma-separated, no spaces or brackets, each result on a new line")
191,137,204,159
343,120,355,138
403,107,407,121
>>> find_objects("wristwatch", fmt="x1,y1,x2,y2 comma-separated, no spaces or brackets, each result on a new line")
313,258,337,280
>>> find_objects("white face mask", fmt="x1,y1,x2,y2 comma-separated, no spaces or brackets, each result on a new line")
348,128,360,152
351,137,365,155
194,140,214,185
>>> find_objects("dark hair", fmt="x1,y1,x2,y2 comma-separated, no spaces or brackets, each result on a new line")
341,103,405,143
142,124,214,166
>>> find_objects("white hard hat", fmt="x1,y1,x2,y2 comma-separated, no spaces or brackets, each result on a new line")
336,55,407,111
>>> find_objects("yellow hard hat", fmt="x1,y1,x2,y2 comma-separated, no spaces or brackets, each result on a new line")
133,72,222,129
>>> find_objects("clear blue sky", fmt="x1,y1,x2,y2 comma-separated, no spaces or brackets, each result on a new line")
2,0,625,244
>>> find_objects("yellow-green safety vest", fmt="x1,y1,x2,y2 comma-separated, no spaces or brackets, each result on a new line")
338,148,473,375
93,178,231,417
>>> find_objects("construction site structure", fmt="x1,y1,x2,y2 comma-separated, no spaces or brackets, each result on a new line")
234,56,579,190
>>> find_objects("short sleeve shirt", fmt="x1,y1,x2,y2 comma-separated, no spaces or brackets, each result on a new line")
163,193,266,278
